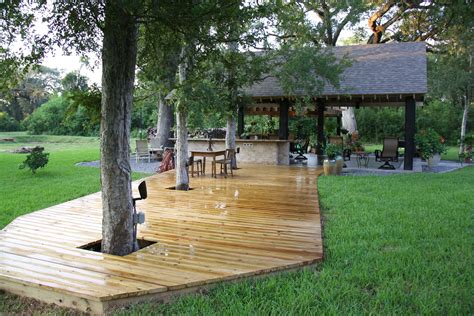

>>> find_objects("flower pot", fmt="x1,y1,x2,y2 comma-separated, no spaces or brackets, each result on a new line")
307,153,318,167
335,156,344,175
323,159,336,176
427,154,441,168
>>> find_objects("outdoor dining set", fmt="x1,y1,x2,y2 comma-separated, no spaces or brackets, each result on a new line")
134,138,238,178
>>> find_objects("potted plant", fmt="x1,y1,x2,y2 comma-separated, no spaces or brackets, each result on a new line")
308,134,317,154
415,128,446,167
334,147,344,174
323,144,341,175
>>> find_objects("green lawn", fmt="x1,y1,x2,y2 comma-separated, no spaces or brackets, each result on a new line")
0,132,147,229
115,167,473,315
0,133,472,314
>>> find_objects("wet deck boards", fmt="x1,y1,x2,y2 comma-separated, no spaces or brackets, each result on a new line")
0,165,323,313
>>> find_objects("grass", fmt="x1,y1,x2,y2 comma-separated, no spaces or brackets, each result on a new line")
0,132,472,314
0,132,148,229
113,167,473,315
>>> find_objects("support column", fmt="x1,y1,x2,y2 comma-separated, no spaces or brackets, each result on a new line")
404,97,416,170
278,99,289,140
316,98,325,165
237,104,244,138
336,115,342,136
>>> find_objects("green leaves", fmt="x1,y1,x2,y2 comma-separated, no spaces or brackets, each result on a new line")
415,128,447,160
19,147,49,174
272,44,350,104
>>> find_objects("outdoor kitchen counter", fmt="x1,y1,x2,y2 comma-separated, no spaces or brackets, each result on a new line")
180,138,290,165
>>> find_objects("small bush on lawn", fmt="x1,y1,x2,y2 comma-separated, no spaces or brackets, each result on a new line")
19,147,49,174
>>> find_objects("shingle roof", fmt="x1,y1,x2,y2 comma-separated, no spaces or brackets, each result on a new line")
244,42,427,98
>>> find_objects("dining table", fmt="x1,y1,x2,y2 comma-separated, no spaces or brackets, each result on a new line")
190,150,226,177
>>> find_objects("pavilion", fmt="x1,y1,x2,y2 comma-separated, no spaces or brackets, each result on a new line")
240,41,427,170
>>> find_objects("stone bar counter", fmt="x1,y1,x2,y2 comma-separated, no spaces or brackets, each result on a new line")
184,138,290,165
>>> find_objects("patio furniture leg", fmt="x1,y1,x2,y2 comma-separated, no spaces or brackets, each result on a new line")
379,161,395,170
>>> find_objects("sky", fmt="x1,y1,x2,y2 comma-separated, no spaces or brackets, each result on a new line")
42,53,102,85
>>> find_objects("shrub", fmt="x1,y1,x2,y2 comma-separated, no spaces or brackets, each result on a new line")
26,96,69,135
19,147,49,174
26,95,99,136
0,112,21,131
415,128,447,160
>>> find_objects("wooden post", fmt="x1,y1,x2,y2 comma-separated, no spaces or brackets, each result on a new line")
278,100,289,140
317,99,325,165
336,115,342,136
404,97,416,170
237,105,244,138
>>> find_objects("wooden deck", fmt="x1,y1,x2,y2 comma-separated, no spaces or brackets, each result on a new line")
0,165,323,313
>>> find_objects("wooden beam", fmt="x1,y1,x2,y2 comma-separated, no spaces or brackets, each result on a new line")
404,97,416,170
278,100,289,140
336,116,342,136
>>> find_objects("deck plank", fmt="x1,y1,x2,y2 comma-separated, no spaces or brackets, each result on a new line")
0,164,323,311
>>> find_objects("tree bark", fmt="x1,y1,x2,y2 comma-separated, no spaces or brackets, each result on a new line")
459,93,470,155
225,28,239,169
175,45,189,190
100,2,138,256
226,115,237,169
341,106,357,134
156,93,174,148
175,108,189,189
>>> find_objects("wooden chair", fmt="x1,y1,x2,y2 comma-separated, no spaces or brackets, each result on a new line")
375,137,399,169
214,148,235,178
135,140,151,163
187,156,203,177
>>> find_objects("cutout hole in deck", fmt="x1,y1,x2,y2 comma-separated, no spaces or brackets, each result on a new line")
166,186,195,191
78,239,156,254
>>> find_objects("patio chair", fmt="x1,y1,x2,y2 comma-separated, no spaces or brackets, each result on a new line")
149,137,160,150
187,156,203,177
214,148,235,177
291,140,308,161
375,137,399,169
149,137,163,160
135,140,151,163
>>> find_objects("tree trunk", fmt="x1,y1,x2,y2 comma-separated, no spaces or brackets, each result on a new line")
226,115,237,169
156,93,174,148
175,108,189,190
100,2,138,256
459,94,470,155
175,45,189,190
341,107,357,134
